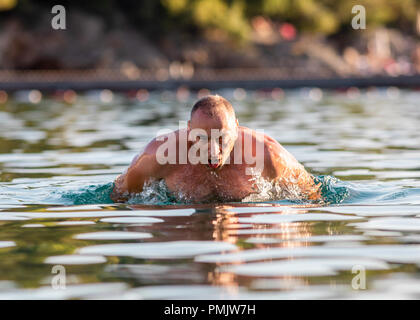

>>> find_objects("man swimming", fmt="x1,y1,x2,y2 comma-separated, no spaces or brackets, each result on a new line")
110,95,320,203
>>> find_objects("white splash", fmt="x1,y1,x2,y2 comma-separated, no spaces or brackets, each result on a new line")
242,168,312,203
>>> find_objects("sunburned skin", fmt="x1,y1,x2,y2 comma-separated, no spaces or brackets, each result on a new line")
110,95,321,203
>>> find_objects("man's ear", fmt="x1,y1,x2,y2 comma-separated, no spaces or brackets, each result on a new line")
187,120,191,130
236,119,239,126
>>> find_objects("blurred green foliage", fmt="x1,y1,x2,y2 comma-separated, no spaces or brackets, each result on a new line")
0,0,16,11
161,0,420,39
3,0,420,41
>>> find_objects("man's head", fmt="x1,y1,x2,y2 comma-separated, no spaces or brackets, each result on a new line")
188,95,239,169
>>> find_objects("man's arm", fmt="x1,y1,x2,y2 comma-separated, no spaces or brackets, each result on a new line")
110,139,165,202
262,135,321,200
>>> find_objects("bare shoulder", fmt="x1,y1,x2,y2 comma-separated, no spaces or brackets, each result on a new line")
245,128,304,177
114,129,181,194
143,129,184,155
132,128,187,173
238,126,268,150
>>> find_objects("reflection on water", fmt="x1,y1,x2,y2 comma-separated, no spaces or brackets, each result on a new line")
1,89,420,299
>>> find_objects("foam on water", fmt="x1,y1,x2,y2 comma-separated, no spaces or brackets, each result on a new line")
14,160,415,207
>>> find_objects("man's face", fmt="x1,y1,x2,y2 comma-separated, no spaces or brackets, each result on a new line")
188,109,238,169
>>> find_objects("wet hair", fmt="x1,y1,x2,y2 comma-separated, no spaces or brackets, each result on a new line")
190,95,235,119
